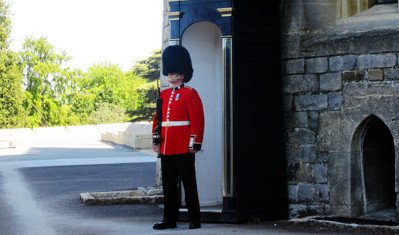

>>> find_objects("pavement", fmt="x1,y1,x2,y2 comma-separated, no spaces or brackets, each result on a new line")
0,140,398,234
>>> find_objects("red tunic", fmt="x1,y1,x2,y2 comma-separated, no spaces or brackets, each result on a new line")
152,85,205,155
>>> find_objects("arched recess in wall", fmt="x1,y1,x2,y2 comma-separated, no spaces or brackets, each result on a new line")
181,21,223,207
350,115,396,216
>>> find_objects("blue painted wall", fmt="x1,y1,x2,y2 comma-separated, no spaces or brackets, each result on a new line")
169,0,232,40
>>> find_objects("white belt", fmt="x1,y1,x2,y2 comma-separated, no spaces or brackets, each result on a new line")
162,121,190,127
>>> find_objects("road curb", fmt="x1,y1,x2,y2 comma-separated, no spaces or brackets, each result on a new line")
80,187,163,205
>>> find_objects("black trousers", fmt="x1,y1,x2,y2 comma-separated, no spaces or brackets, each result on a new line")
161,153,200,223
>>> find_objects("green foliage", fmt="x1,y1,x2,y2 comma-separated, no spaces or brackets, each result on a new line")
88,102,125,124
0,0,11,50
82,62,147,121
19,37,71,97
68,92,96,125
132,49,161,81
0,0,161,128
18,36,80,127
0,1,28,128
84,63,144,107
130,49,160,121
128,81,157,122
0,51,28,128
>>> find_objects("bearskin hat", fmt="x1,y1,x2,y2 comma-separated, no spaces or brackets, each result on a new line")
162,45,193,83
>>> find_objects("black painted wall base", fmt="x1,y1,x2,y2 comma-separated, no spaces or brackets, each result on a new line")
179,209,239,223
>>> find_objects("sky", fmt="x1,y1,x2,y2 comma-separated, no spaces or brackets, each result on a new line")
8,0,164,72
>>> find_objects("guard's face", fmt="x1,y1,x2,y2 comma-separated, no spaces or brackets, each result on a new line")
168,73,184,83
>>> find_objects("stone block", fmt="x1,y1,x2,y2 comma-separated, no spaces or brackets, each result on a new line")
307,111,319,131
320,73,342,91
328,151,351,211
284,112,308,130
304,74,320,90
328,92,343,111
368,70,384,81
298,183,315,202
323,204,332,215
284,95,294,112
385,68,399,81
302,0,336,30
281,34,302,59
288,185,298,203
315,184,329,203
288,163,299,183
134,134,153,149
146,188,163,196
80,189,164,205
307,205,322,215
306,57,328,73
300,21,399,58
280,1,304,33
287,129,317,146
318,112,345,152
357,53,396,70
284,59,305,74
313,164,328,184
302,145,317,163
341,71,365,83
288,204,307,218
296,164,313,183
342,82,399,112
99,122,153,149
286,146,302,164
295,94,328,111
283,74,318,94
329,55,356,72
318,152,328,163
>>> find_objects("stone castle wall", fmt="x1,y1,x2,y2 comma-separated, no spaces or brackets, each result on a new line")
281,0,399,218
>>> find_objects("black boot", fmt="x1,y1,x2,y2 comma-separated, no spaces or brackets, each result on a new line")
189,222,201,229
153,220,177,230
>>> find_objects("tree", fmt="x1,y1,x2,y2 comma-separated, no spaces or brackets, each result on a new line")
0,51,28,128
3,17,161,128
0,0,11,50
130,49,160,121
84,63,128,106
132,49,161,81
76,62,147,123
19,37,73,98
0,1,27,128
128,81,157,122
88,102,125,124
18,37,78,127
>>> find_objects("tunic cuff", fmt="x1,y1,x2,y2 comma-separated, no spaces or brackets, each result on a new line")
189,135,202,151
152,134,160,145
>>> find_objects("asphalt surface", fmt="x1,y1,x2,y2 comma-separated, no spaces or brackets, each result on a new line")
0,141,384,235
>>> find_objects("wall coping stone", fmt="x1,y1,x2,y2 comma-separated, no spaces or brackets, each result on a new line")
300,19,399,57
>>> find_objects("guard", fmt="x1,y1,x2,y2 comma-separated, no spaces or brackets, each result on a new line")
152,45,205,230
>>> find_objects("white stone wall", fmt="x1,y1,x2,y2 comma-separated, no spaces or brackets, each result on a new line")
0,122,153,149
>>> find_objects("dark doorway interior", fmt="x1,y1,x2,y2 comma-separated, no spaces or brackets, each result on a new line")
362,118,396,213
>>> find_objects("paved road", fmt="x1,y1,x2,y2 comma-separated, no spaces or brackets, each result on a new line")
0,142,371,235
